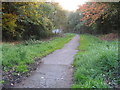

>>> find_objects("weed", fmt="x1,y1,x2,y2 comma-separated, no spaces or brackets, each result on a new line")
72,35,119,88
2,33,75,85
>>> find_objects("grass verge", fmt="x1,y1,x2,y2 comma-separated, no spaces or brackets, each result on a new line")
72,34,119,88
1,33,75,87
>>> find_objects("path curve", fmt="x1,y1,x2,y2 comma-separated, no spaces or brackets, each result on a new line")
15,35,80,88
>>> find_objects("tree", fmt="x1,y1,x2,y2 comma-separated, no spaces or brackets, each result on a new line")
49,2,68,30
77,2,120,34
2,2,67,41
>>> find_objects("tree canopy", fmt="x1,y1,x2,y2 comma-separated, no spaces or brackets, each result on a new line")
2,2,119,40
67,2,119,34
2,2,67,41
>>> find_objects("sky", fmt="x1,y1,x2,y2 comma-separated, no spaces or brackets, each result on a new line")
53,0,88,11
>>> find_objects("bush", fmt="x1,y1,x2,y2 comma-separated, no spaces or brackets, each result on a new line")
23,39,44,45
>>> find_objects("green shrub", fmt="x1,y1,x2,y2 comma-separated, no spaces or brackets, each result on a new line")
23,39,44,45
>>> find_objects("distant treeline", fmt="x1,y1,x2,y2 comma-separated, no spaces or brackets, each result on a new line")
2,2,120,41
67,2,120,35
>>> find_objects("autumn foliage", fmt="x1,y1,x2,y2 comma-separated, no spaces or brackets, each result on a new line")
99,33,118,41
2,2,67,41
68,2,119,34
78,2,109,26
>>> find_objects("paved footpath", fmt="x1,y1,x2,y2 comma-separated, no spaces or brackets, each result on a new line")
15,35,80,88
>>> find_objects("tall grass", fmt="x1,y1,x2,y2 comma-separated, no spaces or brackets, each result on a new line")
72,35,119,88
2,33,75,73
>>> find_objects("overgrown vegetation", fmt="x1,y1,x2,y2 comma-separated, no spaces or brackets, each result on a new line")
72,35,119,88
2,2,67,41
1,1,119,88
2,33,75,86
